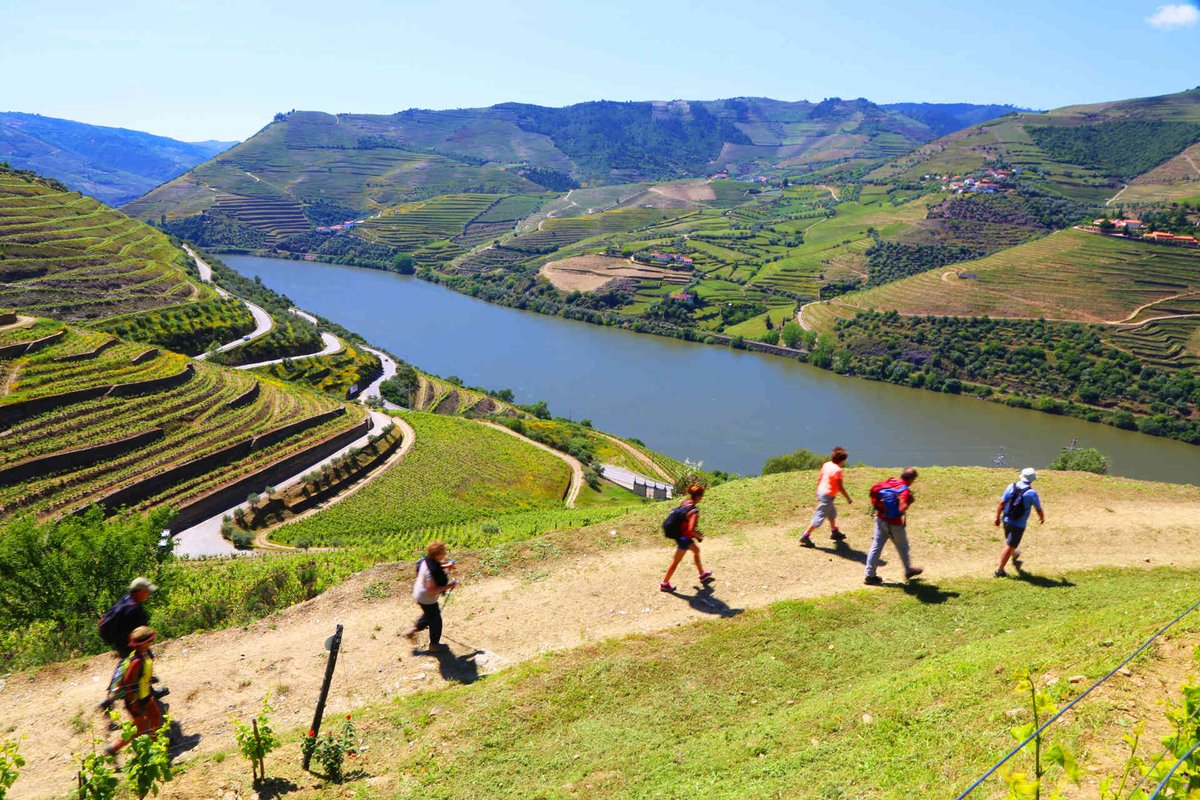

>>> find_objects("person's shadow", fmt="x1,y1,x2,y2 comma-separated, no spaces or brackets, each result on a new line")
425,645,483,684
889,579,960,605
667,583,743,618
1013,568,1075,589
159,703,202,762
808,538,878,566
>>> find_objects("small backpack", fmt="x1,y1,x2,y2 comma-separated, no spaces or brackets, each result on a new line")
870,479,907,519
97,602,126,650
1004,483,1030,519
662,503,695,539
107,652,139,701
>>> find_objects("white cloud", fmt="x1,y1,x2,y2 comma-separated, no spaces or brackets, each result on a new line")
1146,3,1200,28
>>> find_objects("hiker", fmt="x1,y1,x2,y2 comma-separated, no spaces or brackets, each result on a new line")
405,541,458,654
106,626,163,756
660,484,714,592
800,446,853,547
98,577,156,710
994,467,1044,578
864,467,924,585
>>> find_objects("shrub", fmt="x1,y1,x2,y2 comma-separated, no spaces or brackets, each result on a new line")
762,448,824,476
1046,447,1109,475
232,532,255,549
233,696,280,786
0,740,24,800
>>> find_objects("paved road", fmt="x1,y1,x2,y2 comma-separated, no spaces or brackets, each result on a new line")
360,345,403,410
234,331,342,370
184,246,274,359
600,463,673,499
173,409,397,557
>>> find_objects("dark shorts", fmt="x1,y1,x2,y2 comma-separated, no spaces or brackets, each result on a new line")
675,537,696,551
1003,522,1026,548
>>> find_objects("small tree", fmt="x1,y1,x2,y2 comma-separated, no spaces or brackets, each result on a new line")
234,696,281,786
120,714,173,799
762,448,824,476
76,747,118,800
0,740,24,800
1047,447,1109,475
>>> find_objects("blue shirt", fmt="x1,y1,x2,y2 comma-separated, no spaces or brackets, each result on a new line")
1001,481,1042,528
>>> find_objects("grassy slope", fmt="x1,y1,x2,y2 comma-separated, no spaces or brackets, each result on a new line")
374,568,1198,799
811,227,1200,326
154,465,1200,799
273,411,575,544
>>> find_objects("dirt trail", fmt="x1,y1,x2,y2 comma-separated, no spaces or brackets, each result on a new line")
7,496,1200,799
476,419,584,507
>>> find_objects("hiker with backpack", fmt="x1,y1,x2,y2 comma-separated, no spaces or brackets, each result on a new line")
800,446,853,547
864,468,924,586
404,541,458,654
994,467,1044,578
660,484,714,593
98,577,156,710
105,626,163,756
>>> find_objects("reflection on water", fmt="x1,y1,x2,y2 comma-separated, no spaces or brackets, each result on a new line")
227,255,1200,483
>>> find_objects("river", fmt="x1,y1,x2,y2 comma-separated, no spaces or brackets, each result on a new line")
227,255,1200,483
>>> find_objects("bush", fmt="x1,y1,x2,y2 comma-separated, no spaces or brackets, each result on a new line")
232,532,255,550
762,448,824,476
1046,447,1110,475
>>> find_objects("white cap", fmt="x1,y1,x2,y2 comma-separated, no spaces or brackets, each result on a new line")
1020,467,1037,483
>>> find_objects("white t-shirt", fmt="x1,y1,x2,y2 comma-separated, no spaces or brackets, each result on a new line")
412,558,439,605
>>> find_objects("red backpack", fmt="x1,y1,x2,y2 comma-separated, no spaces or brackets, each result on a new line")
869,477,908,518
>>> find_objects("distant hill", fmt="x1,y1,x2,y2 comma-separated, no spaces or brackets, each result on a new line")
123,97,1018,227
0,112,235,206
881,102,1038,137
870,88,1200,203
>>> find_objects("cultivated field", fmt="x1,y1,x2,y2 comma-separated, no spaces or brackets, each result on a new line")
540,254,689,292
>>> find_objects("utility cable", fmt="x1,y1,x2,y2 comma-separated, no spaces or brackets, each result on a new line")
956,595,1200,799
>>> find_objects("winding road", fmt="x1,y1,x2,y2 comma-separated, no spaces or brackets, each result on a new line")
360,345,403,410
184,246,274,359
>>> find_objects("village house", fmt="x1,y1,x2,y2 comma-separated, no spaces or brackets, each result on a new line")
1093,218,1143,233
1143,231,1199,247
669,291,695,305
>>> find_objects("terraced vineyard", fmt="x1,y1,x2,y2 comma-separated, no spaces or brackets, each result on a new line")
1110,317,1200,368
815,229,1200,326
0,167,214,322
273,411,573,545
209,194,311,242
506,208,690,253
0,325,366,522
355,193,499,250
250,338,382,398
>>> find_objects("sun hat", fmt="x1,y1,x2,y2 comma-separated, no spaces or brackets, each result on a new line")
1020,467,1037,483
129,577,158,593
128,626,157,646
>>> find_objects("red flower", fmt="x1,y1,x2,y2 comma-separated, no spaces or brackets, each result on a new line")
308,730,315,737
346,714,352,720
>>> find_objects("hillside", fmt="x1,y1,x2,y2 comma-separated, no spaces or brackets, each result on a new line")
122,97,1017,235
0,112,234,205
6,466,1200,799
868,87,1200,203
0,166,383,533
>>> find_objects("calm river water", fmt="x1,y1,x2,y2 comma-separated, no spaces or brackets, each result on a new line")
228,255,1200,483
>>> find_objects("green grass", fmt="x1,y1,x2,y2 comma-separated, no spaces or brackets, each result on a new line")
274,411,574,545
818,228,1200,325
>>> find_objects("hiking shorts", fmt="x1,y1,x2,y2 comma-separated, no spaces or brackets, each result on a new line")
810,493,837,528
675,536,697,551
1003,522,1026,548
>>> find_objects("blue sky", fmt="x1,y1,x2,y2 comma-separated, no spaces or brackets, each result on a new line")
2,0,1197,142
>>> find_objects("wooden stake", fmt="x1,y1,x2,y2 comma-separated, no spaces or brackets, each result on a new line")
302,623,343,770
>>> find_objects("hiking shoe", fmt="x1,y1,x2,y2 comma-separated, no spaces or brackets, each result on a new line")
863,575,883,586
659,582,676,593
905,567,924,581
799,535,815,548
97,697,114,712
830,529,846,542
994,568,1008,578
425,643,448,654
698,570,715,584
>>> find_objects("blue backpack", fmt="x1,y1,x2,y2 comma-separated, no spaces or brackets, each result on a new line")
870,479,907,519
1005,483,1030,518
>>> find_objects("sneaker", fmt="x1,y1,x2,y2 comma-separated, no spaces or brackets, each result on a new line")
698,570,715,584
993,568,1008,578
830,529,846,542
425,643,448,654
799,535,815,548
905,567,924,580
863,575,883,586
659,582,676,593
97,697,114,712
